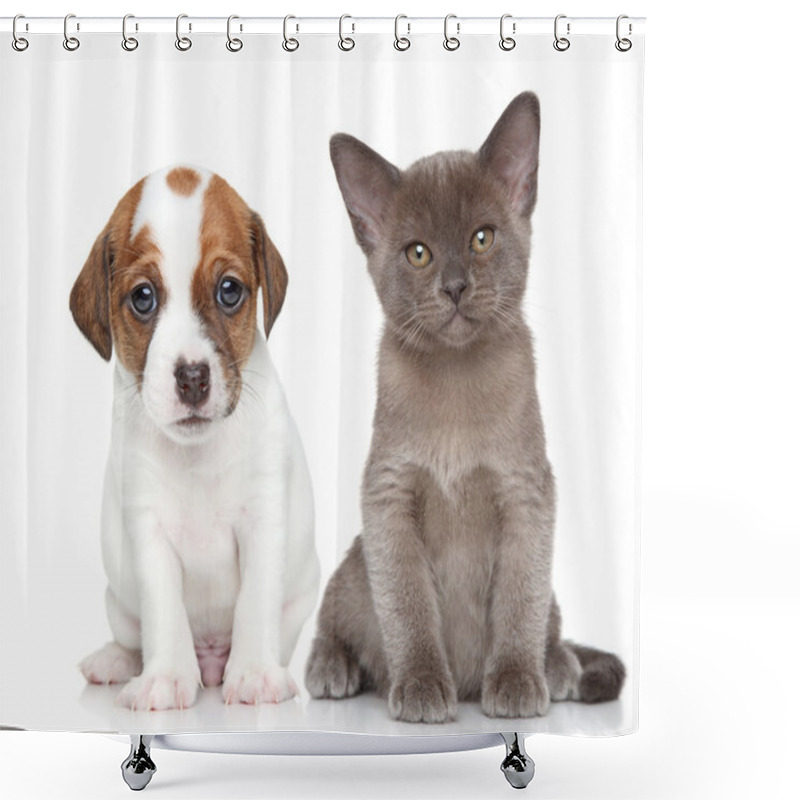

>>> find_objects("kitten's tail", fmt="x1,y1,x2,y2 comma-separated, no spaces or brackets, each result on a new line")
565,641,626,704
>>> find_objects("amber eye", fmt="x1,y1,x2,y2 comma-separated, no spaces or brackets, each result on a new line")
470,227,495,254
129,283,157,318
405,242,433,269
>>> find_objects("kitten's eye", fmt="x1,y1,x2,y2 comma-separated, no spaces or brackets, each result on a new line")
216,277,245,311
129,283,157,318
470,228,495,255
405,242,433,269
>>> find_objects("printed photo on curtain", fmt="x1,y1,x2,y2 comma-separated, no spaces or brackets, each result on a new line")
0,15,643,761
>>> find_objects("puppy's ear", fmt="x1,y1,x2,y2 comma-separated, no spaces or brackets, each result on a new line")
251,213,288,338
70,229,113,361
330,133,401,255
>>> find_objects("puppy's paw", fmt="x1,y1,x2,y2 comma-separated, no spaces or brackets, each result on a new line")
305,637,362,699
222,664,298,705
116,670,200,711
482,662,550,718
80,642,142,685
388,670,457,724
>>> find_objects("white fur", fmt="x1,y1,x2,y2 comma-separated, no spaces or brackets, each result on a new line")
80,169,319,710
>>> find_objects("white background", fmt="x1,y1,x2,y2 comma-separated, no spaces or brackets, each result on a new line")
2,0,799,799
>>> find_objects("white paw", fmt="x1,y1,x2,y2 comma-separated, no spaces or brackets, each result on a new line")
116,670,200,711
80,642,142,685
222,664,298,705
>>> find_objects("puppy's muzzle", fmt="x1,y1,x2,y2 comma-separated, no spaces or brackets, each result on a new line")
175,361,210,407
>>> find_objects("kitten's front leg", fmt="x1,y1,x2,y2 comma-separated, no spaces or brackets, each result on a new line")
362,456,457,723
482,465,556,718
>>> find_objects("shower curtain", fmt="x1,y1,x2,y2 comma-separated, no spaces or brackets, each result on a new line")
0,16,643,739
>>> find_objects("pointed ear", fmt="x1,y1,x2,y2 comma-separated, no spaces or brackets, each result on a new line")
70,228,113,361
478,92,541,217
251,212,288,338
330,133,401,254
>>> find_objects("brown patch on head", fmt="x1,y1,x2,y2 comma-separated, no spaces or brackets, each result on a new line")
71,177,164,380
190,175,288,413
166,166,202,197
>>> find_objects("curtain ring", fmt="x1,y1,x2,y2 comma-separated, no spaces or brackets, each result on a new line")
63,13,80,51
394,15,410,51
175,14,192,51
553,14,570,51
338,14,355,51
122,14,139,51
226,15,243,52
615,15,632,52
443,14,460,51
283,15,299,52
499,14,516,51
12,15,29,52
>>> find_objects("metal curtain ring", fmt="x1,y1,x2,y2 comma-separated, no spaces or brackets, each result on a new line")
553,14,570,51
227,15,243,52
615,14,632,51
394,14,410,51
12,14,29,51
176,14,192,51
338,14,355,51
443,14,460,51
63,13,80,51
122,14,139,51
499,14,516,51
283,15,299,52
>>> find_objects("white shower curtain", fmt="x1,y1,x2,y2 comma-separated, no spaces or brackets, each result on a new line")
0,17,642,738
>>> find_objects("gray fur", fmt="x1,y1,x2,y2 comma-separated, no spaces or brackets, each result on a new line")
306,92,624,722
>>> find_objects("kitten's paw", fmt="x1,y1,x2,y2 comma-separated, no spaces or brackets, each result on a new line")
546,642,583,701
482,664,550,718
388,671,457,724
116,670,200,711
222,664,298,705
305,637,362,699
80,642,142,685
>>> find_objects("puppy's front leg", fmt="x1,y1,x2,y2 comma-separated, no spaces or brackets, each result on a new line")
222,482,297,705
116,519,202,711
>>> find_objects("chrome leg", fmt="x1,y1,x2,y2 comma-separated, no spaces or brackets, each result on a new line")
500,732,535,789
121,735,156,791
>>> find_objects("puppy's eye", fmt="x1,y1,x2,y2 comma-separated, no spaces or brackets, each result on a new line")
129,283,157,318
217,277,244,310
405,242,432,269
470,228,495,254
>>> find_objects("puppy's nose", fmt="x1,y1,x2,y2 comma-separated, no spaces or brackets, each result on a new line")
174,362,210,407
442,278,467,306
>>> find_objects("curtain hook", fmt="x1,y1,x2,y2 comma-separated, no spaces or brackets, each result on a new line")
226,15,243,52
122,14,139,51
443,14,460,51
63,13,80,51
499,14,516,51
12,14,29,52
175,14,192,51
283,15,299,52
615,15,632,51
553,14,570,52
394,14,410,51
338,14,355,51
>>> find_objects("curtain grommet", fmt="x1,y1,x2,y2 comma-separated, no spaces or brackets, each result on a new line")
175,14,192,51
282,15,299,52
226,15,243,52
499,14,516,51
338,14,355,51
121,14,139,51
615,15,632,52
553,14,570,52
12,14,29,51
394,15,410,51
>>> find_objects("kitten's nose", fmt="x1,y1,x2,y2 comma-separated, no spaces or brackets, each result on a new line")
442,278,467,306
175,361,210,407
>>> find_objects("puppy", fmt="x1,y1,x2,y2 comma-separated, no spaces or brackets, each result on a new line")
72,166,319,711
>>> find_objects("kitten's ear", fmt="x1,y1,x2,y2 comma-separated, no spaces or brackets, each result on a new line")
330,133,401,254
478,91,541,217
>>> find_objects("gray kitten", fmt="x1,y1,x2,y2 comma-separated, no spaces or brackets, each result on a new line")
306,92,625,722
